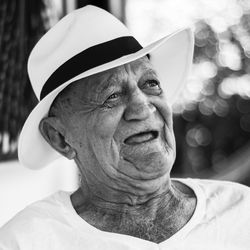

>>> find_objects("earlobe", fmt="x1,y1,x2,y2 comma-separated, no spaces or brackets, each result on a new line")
39,117,76,160
64,145,76,159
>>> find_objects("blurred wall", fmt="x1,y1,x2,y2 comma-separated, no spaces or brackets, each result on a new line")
0,159,78,227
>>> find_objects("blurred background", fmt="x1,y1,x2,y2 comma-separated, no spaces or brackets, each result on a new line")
0,0,250,226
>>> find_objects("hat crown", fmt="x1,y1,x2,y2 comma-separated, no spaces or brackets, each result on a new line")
28,5,131,99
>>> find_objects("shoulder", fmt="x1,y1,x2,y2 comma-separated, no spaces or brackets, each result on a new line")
190,178,250,199
183,178,250,205
180,178,250,221
0,191,70,248
179,178,250,196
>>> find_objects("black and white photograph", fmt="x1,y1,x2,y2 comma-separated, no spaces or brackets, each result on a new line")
0,0,250,249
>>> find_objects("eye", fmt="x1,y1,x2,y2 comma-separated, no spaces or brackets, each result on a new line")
145,79,161,89
141,78,162,96
103,92,122,108
107,93,119,100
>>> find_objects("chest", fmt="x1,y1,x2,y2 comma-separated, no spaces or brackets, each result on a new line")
81,212,185,244
105,218,178,243
77,194,196,244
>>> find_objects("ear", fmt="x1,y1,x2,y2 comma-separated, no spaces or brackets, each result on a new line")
39,117,76,160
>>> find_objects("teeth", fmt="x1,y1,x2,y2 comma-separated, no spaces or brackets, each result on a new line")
125,131,157,145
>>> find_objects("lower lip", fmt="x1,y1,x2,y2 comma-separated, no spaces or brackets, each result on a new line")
125,132,157,145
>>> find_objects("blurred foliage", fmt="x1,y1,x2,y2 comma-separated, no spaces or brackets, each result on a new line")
0,0,57,161
172,14,250,185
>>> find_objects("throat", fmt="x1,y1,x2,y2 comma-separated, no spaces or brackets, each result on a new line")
77,195,196,244
72,182,197,243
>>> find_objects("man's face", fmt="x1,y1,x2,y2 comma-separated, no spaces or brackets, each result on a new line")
54,57,176,194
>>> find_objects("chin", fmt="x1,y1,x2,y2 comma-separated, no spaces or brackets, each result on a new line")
121,149,174,179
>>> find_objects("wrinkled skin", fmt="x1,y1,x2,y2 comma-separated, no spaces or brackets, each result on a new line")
40,56,196,243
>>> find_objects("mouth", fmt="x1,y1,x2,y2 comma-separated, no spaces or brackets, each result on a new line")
124,130,159,145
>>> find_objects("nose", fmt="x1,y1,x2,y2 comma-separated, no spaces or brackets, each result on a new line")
123,89,156,121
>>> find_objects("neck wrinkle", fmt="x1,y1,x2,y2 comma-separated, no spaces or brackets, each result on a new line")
71,176,184,220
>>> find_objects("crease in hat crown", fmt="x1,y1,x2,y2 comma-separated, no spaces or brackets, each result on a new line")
28,5,131,100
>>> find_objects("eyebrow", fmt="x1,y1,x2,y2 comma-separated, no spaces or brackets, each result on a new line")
94,65,158,95
143,68,158,76
94,73,122,95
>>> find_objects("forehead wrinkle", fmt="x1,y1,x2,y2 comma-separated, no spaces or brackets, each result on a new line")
59,77,99,107
73,57,156,99
95,67,126,94
95,76,114,95
142,68,158,78
125,57,158,78
140,62,158,77
69,74,108,102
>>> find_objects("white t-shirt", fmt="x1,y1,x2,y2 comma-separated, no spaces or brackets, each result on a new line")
0,178,250,250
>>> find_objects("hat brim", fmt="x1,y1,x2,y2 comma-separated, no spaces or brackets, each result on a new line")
18,28,194,169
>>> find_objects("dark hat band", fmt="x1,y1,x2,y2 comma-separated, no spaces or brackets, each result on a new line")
40,36,143,100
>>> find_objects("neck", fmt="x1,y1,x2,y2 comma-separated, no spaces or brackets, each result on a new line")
73,154,177,208
71,176,186,219
70,175,196,243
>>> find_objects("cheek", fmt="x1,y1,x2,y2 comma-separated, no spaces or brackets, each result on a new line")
63,115,88,148
91,108,124,139
84,110,124,167
151,95,172,124
150,95,176,148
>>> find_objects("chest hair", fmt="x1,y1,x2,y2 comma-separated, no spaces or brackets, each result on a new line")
79,196,196,244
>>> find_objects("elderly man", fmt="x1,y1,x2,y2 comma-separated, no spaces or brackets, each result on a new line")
1,5,250,250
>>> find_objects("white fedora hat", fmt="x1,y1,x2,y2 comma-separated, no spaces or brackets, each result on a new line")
18,5,194,169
